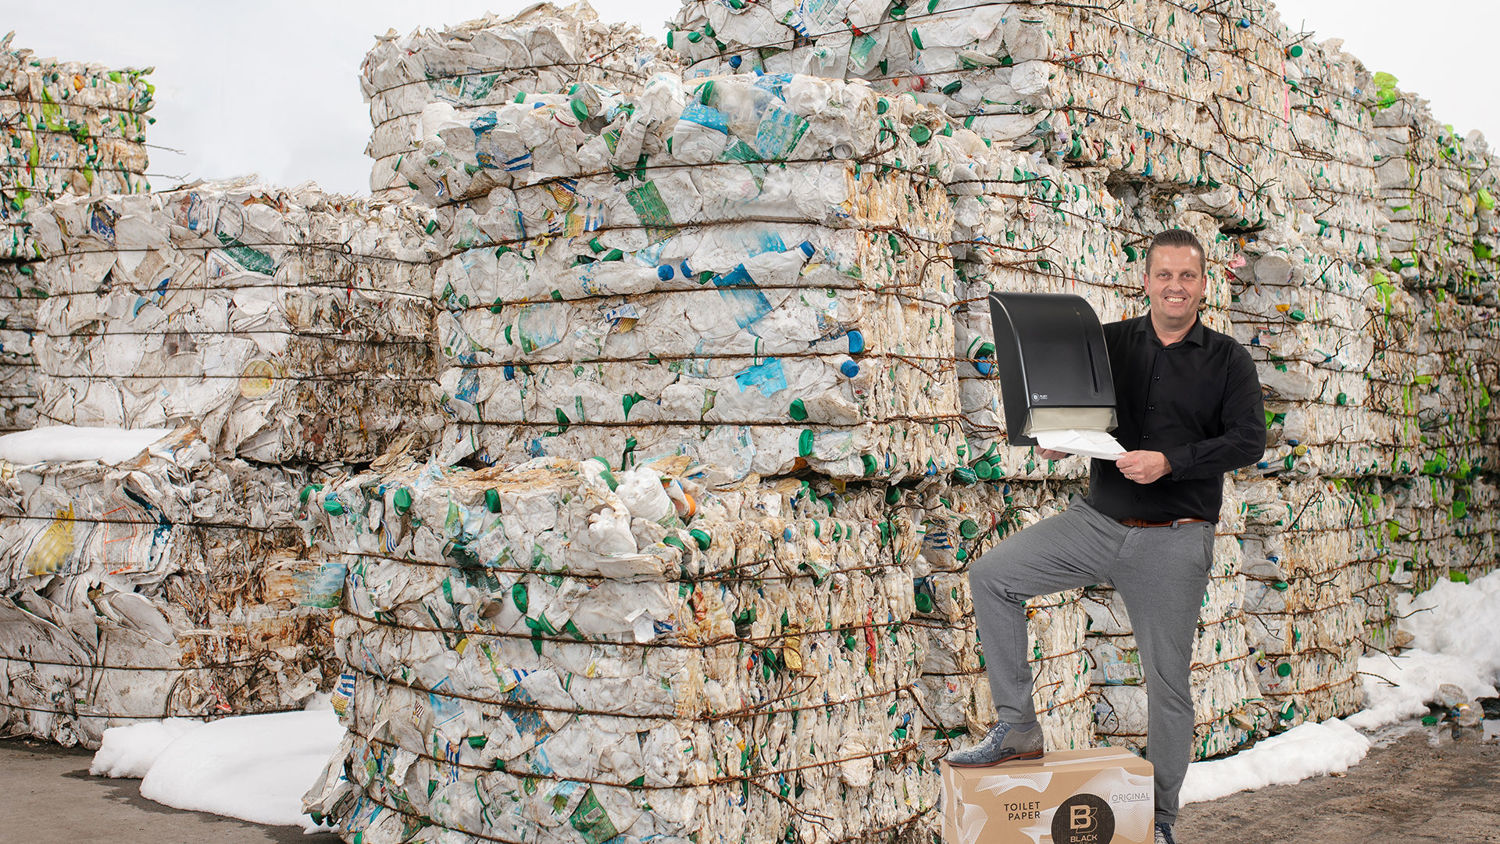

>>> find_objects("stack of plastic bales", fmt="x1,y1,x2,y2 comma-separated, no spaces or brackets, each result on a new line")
361,2,682,197
28,181,442,463
0,35,155,434
406,73,963,483
912,480,1092,756
0,427,338,747
1,181,444,746
300,457,934,843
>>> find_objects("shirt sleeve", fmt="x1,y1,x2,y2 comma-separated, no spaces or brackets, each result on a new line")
1161,343,1266,479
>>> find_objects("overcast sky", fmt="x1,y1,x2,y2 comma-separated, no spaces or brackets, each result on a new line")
5,0,1492,195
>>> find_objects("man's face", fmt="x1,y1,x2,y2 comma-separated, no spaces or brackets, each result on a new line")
1143,245,1205,328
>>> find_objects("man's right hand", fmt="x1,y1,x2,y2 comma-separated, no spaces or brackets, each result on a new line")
1035,447,1067,461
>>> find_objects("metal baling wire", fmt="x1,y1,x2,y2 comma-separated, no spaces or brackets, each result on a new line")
336,785,934,844
349,666,914,723
340,604,913,656
343,722,924,792
339,549,906,585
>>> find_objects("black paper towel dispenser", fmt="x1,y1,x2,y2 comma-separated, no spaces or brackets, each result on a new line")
988,292,1117,446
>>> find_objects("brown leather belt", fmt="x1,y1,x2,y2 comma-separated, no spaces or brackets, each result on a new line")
1118,517,1210,528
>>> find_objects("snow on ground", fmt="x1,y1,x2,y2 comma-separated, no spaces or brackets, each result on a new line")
92,709,343,830
1183,568,1500,804
88,571,1500,825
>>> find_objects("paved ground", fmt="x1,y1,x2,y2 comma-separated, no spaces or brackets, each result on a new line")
3,724,1497,843
1176,725,1500,843
0,738,339,844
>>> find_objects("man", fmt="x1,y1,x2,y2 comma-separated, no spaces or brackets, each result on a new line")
947,229,1265,844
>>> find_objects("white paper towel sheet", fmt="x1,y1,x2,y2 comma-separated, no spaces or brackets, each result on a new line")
1035,429,1125,461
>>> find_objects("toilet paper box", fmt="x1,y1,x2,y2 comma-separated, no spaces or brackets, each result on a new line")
941,747,1154,844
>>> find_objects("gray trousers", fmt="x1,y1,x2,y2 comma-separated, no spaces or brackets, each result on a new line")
968,495,1213,826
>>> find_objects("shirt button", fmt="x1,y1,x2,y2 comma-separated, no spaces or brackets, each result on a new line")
1147,405,1156,411
1143,435,1151,441
1153,376,1160,381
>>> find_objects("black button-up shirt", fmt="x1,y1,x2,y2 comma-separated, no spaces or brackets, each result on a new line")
1086,315,1266,523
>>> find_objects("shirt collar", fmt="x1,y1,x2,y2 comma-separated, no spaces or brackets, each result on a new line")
1134,313,1206,348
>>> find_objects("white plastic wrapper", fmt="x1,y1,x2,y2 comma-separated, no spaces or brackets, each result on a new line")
27,181,444,463
299,457,937,843
0,427,336,747
362,2,684,196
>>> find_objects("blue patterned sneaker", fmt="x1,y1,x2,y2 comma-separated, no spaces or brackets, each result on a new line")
944,719,1043,767
1154,822,1178,844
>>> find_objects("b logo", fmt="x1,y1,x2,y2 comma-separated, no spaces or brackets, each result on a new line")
1071,803,1096,832
1052,794,1114,843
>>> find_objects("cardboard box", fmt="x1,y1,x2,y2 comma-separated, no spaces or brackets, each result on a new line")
941,748,1154,844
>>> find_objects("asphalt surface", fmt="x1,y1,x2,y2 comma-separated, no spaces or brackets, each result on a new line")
0,738,339,844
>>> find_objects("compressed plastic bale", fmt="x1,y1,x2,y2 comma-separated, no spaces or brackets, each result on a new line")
668,0,1220,183
300,457,940,843
27,181,444,463
0,426,337,747
413,74,964,481
362,2,684,197
0,34,154,260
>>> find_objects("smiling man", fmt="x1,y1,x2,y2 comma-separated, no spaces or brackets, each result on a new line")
947,230,1266,844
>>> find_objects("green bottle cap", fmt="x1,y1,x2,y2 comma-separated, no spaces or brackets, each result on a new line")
570,98,590,121
959,519,979,539
789,398,808,421
485,488,501,513
798,429,815,457
862,454,879,476
393,487,413,514
909,124,932,144
1276,662,1292,677
914,592,934,613
689,529,712,550
885,486,903,505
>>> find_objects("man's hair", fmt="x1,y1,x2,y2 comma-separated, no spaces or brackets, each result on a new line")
1143,229,1206,277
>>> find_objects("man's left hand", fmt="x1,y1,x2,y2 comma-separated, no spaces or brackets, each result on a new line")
1116,450,1171,484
